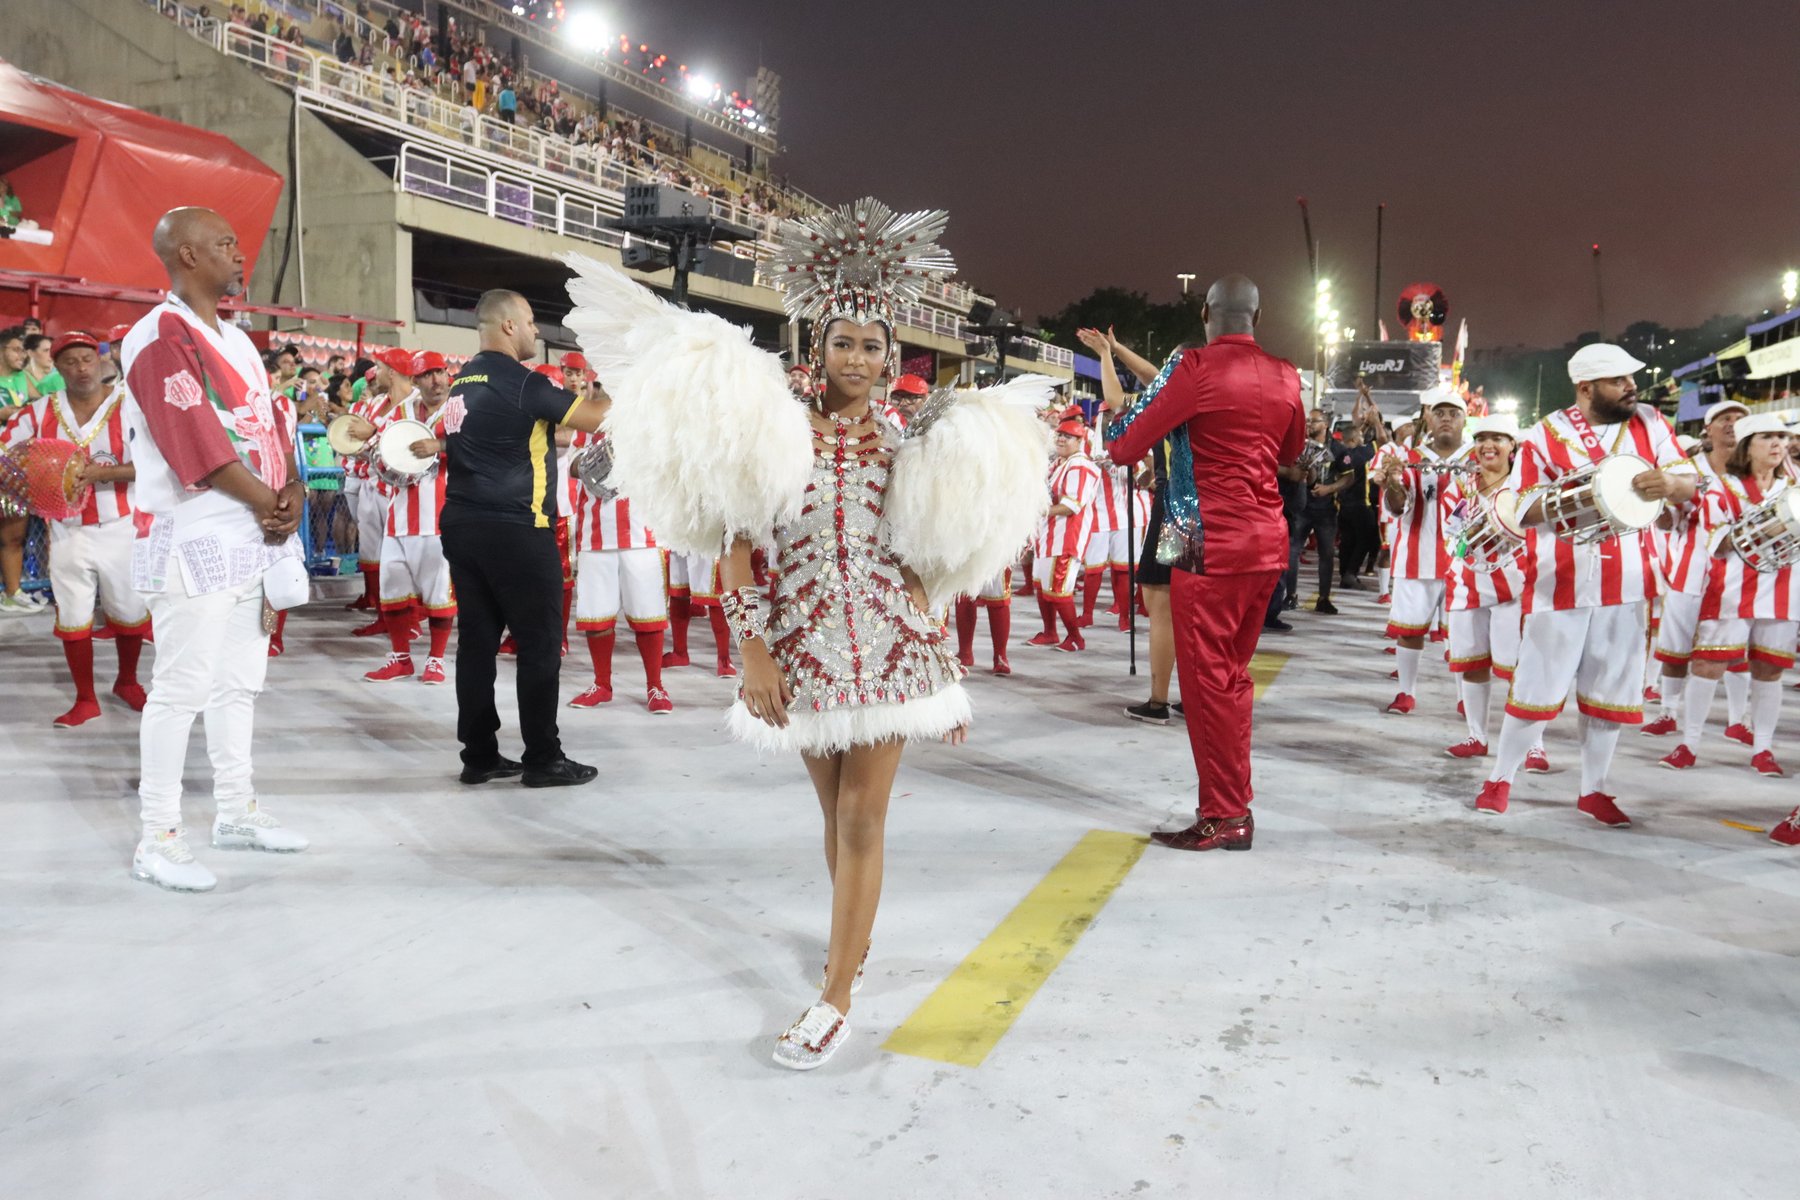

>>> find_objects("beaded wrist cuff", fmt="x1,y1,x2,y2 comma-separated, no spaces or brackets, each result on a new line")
722,586,767,645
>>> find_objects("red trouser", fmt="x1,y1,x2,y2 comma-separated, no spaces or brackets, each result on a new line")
1171,568,1281,820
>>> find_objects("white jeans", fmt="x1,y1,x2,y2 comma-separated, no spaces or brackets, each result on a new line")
138,569,271,831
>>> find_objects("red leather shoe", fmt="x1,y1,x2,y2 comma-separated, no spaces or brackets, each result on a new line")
1770,807,1800,846
52,698,103,729
1751,750,1785,777
1445,737,1488,758
568,684,613,707
1151,814,1253,852
419,658,448,686
112,680,147,712
1475,780,1509,815
1577,792,1632,827
1523,748,1551,774
1384,693,1415,715
1639,716,1677,737
1658,744,1696,770
1724,723,1754,746
646,686,674,715
991,656,1012,676
1026,631,1059,647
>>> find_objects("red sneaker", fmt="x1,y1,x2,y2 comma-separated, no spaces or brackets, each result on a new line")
364,654,415,682
1026,631,1060,647
1384,693,1415,715
1639,716,1677,737
419,658,448,685
1658,744,1696,770
647,685,674,714
1382,644,1396,655
1456,700,1465,716
1117,614,1132,632
957,652,975,669
1751,750,1785,777
1429,628,1447,642
1376,593,1392,605
661,652,691,668
1445,737,1488,758
1770,807,1800,846
1724,723,1754,746
1056,633,1086,652
112,680,147,712
569,684,613,707
1644,686,1662,704
715,658,738,679
1104,604,1123,616
351,619,385,638
1577,792,1632,827
1077,612,1095,628
346,594,372,611
991,656,1012,676
1475,780,1509,815
1387,669,1399,680
498,636,517,656
1523,748,1551,774
53,698,103,729
267,637,283,658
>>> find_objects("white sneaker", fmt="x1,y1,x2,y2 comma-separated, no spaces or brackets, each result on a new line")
212,801,310,853
0,591,41,617
773,1001,850,1071
132,829,218,892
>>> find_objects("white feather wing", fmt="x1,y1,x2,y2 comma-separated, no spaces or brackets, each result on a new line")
883,374,1058,607
560,253,812,556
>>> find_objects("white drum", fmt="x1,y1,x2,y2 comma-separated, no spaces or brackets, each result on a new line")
1542,453,1662,545
325,413,370,457
1731,489,1800,573
1456,487,1526,572
373,419,436,489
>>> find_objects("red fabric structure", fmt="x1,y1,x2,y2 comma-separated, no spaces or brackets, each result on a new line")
0,60,282,333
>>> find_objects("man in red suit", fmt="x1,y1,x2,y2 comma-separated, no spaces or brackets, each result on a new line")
1106,275,1305,852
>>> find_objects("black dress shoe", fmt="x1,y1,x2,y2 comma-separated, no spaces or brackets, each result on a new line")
1262,618,1293,633
459,756,524,785
522,757,599,788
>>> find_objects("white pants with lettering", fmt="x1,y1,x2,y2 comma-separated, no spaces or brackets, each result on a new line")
137,569,271,832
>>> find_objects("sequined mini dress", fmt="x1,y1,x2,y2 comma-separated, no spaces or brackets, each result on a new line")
727,410,971,756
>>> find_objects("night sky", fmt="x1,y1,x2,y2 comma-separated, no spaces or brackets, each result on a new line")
620,0,1800,362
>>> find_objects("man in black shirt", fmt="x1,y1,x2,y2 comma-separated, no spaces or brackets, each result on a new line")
1334,423,1378,590
442,289,607,787
1285,409,1354,616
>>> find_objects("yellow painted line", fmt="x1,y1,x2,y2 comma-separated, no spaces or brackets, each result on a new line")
1721,820,1767,833
884,830,1147,1068
1250,651,1289,700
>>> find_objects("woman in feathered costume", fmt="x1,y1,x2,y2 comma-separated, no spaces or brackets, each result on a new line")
561,199,1054,1070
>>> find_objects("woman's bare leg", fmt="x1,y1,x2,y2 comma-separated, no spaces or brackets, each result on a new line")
802,751,846,882
1143,583,1175,704
819,738,906,1013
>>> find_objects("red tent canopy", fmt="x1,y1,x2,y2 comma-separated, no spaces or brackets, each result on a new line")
0,59,283,333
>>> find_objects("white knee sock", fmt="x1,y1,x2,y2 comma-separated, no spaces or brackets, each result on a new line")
1529,722,1546,752
1396,645,1422,697
1724,669,1749,725
1683,675,1720,749
1660,673,1686,721
1377,566,1391,593
1578,714,1623,796
1489,715,1540,785
1644,651,1661,690
1751,679,1782,753
1463,678,1491,742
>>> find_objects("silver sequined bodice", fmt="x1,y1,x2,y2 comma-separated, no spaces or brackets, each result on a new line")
766,411,965,717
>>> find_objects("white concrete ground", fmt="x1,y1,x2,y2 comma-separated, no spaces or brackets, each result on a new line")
2,581,1797,1200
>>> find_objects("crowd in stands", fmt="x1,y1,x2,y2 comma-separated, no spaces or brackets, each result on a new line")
174,0,808,223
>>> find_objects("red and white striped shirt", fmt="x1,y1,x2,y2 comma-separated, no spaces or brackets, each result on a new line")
1509,404,1690,613
1091,463,1128,535
1440,471,1523,611
0,385,134,527
1697,473,1797,622
1388,442,1466,581
1658,455,1721,597
382,397,450,537
1038,453,1103,558
568,432,656,551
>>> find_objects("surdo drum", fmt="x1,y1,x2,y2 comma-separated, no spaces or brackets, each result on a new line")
1541,453,1663,545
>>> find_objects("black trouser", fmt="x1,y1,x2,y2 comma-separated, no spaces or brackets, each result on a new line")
1338,503,1378,580
441,508,565,769
1287,506,1337,604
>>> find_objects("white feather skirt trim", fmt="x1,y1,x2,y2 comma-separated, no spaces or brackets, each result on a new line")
726,684,973,757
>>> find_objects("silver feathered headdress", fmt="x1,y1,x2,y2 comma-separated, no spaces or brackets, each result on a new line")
770,197,955,372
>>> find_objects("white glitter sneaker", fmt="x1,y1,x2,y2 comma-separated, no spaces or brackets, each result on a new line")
212,801,310,853
773,1001,850,1071
132,828,218,892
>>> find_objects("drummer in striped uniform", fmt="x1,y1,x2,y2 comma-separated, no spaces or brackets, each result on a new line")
1028,414,1103,652
345,349,417,636
0,331,151,727
363,351,456,685
1657,413,1797,776
1643,401,1752,740
1439,414,1547,770
1376,389,1467,714
567,426,673,714
1473,344,1697,823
